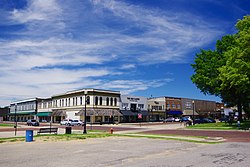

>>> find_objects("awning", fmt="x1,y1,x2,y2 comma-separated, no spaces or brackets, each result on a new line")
76,108,122,116
182,109,199,116
51,110,67,116
36,112,51,117
120,110,149,116
168,110,183,115
9,112,35,115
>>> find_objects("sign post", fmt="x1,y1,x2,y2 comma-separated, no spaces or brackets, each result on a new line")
138,113,142,127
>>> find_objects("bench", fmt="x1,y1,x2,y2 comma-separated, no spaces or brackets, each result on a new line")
37,128,58,134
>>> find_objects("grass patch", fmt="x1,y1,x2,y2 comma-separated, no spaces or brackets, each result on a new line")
0,132,112,144
117,134,221,144
186,121,250,130
0,124,15,127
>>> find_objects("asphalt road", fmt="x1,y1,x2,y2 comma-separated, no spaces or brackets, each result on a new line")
1,137,250,167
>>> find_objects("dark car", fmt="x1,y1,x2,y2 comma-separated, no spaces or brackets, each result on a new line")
27,119,39,126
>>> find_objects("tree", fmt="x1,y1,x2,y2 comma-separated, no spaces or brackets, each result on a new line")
191,15,250,121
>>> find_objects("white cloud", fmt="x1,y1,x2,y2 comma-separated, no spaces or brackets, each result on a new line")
0,0,225,106
120,64,136,70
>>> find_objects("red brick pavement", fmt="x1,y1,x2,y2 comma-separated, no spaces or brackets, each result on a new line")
140,129,250,142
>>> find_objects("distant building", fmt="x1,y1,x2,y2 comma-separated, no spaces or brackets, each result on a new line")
147,97,166,121
0,106,9,121
9,98,52,122
120,95,148,122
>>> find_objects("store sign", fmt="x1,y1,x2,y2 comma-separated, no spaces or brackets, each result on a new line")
127,97,140,102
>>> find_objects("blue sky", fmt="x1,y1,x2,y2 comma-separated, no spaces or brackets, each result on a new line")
0,0,249,106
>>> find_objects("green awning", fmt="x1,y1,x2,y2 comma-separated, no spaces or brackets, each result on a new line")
9,112,36,115
36,112,52,117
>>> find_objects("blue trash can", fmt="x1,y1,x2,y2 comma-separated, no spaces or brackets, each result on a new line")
26,130,33,142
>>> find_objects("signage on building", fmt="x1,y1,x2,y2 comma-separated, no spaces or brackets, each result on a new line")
127,97,140,102
138,113,142,119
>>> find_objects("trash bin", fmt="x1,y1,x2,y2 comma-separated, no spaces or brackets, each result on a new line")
26,130,33,142
65,127,72,134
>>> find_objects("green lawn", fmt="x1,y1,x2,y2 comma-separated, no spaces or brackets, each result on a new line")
0,131,112,144
186,121,250,130
0,123,15,127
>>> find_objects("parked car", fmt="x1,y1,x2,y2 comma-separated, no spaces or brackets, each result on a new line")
27,119,39,126
69,120,84,126
60,119,73,126
164,117,175,122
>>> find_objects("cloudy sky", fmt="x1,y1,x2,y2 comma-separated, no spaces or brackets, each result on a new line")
0,0,249,106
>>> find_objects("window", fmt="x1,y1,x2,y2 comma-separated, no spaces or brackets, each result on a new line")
138,104,144,109
100,97,102,105
62,99,64,107
95,96,98,105
73,98,75,106
86,96,90,105
177,104,181,109
80,97,83,105
66,99,68,106
75,97,78,106
122,103,128,109
114,98,117,106
172,103,176,108
106,97,109,106
110,97,113,106
68,98,70,106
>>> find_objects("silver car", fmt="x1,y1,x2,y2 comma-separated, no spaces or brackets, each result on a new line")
69,120,84,126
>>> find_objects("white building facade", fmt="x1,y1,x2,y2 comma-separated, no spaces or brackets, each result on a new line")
120,95,148,122
51,88,122,123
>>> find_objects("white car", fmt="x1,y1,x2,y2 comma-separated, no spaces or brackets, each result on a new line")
69,120,84,126
60,119,73,125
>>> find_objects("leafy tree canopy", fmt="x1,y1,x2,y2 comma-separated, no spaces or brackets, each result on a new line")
191,15,250,120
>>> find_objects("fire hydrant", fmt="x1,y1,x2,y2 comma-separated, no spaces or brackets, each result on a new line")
110,128,114,134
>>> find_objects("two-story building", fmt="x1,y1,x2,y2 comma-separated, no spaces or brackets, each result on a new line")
147,97,166,121
51,88,122,123
9,98,52,122
120,95,148,122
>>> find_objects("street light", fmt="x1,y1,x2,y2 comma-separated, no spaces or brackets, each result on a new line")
14,104,17,136
83,91,87,134
192,100,195,124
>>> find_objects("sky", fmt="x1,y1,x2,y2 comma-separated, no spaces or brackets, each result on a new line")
0,0,249,107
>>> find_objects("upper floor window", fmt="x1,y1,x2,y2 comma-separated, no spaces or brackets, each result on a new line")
138,104,144,109
100,97,102,105
106,97,109,106
110,97,113,106
80,97,83,105
177,104,181,109
75,97,78,106
114,98,117,106
172,103,176,108
95,96,98,105
68,98,70,106
86,96,90,105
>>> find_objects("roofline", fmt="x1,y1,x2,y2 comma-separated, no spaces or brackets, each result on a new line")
10,97,51,105
52,88,120,97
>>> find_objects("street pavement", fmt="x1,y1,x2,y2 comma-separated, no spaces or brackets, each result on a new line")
0,137,250,167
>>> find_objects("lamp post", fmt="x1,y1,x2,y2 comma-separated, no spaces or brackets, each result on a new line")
83,91,87,134
192,100,195,124
14,104,17,136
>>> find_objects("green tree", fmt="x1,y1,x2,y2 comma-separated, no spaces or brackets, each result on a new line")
191,16,250,121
